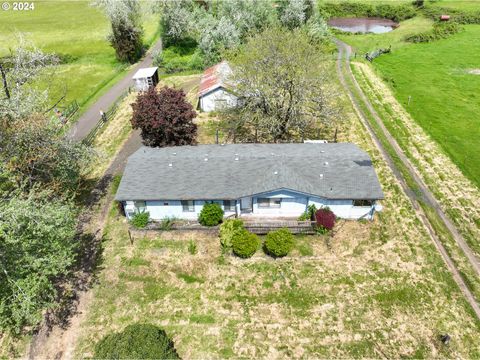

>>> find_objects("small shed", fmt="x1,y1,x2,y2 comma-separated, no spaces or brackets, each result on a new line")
132,67,159,91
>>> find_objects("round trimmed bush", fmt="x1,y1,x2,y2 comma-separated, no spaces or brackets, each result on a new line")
264,228,294,257
94,323,180,359
232,229,259,258
198,202,224,226
315,207,336,231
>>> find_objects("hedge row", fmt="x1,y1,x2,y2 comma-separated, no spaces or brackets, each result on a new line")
405,21,462,43
422,6,480,25
318,2,417,22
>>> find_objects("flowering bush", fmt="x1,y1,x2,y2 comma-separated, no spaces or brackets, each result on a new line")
315,207,336,231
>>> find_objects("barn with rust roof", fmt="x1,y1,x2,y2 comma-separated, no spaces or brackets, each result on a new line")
197,61,238,112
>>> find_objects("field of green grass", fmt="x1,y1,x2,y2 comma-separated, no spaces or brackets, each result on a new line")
339,20,480,188
0,1,160,113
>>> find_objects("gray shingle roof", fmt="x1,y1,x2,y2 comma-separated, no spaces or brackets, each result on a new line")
115,143,384,201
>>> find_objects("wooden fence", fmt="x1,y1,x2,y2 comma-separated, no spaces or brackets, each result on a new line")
131,220,316,235
243,220,316,235
82,87,132,145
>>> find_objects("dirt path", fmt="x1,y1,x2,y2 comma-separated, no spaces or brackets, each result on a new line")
27,73,201,359
334,38,480,319
27,131,142,360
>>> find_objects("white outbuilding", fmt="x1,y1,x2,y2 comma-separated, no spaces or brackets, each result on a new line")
132,67,159,91
197,61,238,112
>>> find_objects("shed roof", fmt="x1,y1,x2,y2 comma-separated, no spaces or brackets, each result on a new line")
132,67,158,79
198,61,232,97
115,143,384,201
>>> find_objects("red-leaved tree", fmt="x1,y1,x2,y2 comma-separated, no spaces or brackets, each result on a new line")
315,208,336,230
131,86,197,147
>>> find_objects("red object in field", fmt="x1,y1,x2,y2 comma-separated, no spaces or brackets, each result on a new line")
440,15,450,21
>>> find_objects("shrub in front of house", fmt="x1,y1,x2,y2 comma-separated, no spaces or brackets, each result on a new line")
94,323,180,359
315,207,336,231
130,212,150,229
198,202,224,226
219,219,245,251
264,228,294,257
298,204,317,221
232,229,259,258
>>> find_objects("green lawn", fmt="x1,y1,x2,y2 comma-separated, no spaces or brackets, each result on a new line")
339,22,480,188
0,0,160,113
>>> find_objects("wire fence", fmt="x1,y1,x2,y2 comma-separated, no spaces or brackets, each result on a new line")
82,87,133,145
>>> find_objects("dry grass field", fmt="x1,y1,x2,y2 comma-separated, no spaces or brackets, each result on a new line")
73,85,480,358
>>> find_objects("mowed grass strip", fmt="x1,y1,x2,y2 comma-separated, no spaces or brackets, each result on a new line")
343,23,480,188
0,1,159,113
374,25,480,188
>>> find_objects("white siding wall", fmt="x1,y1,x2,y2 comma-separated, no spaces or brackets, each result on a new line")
251,189,307,217
123,190,377,221
125,200,236,221
200,88,238,112
308,196,375,220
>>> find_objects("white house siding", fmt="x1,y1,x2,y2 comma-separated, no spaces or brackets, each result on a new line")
124,200,236,220
308,196,375,220
199,88,238,112
123,190,377,221
251,189,308,217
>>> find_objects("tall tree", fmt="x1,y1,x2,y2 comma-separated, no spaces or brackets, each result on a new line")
0,37,58,122
131,86,197,147
225,27,339,142
0,114,93,194
94,0,144,63
0,188,77,332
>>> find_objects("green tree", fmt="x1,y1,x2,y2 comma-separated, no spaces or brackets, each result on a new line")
0,114,93,194
225,27,340,142
95,0,144,63
0,189,77,332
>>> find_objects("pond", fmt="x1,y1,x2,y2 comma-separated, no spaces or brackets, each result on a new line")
328,17,399,34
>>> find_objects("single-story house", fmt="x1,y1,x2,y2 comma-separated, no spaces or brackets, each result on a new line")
197,61,238,112
132,67,159,91
115,143,384,221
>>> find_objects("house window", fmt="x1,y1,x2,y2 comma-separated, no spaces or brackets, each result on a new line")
134,201,146,213
163,202,169,206
223,200,235,211
257,198,281,208
353,200,374,207
181,200,195,212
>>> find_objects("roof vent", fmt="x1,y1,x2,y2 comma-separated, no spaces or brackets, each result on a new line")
168,163,173,167
220,143,225,146
324,161,329,166
271,152,275,156
173,152,176,156
319,174,324,179
274,171,278,175
204,158,208,162
234,157,239,161
321,150,325,153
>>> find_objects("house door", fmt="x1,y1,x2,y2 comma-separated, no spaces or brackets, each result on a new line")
240,197,253,213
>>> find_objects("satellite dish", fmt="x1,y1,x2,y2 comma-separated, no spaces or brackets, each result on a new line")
375,204,383,212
